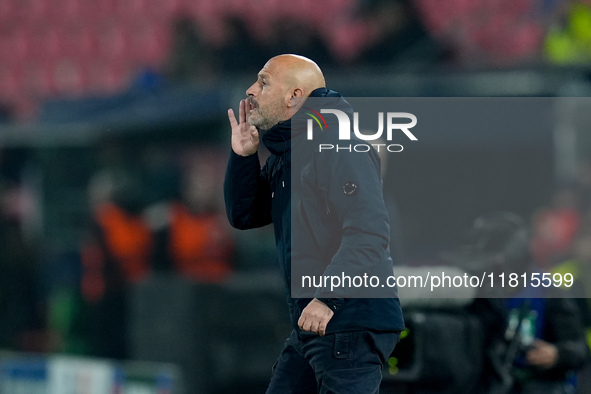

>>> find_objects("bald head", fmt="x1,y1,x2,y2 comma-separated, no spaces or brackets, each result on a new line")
266,54,326,95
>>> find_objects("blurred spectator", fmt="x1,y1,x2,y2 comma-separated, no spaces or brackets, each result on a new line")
164,16,218,84
216,16,266,74
576,159,591,214
355,0,440,67
131,66,166,93
0,181,42,352
81,169,152,359
0,149,45,352
530,185,582,269
545,1,591,65
263,18,335,69
414,0,550,67
498,295,589,393
552,227,591,337
147,150,234,282
449,213,588,393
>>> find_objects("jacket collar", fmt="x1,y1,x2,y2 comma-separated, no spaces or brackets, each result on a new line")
262,88,337,156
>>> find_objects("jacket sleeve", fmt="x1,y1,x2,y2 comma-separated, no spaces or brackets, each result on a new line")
314,147,393,301
543,297,589,375
224,150,273,230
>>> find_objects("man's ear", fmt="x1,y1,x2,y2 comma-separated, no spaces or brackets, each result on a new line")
288,88,305,109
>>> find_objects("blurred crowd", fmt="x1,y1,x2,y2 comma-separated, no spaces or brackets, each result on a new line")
3,0,591,120
0,143,247,358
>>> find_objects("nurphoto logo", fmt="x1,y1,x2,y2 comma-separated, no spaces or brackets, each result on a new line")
305,109,418,153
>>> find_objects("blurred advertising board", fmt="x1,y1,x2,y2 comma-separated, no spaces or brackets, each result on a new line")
0,352,181,394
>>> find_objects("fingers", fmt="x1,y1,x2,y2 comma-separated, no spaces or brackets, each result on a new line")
250,125,259,142
526,343,557,368
526,350,546,367
238,99,244,124
297,314,306,331
231,99,253,128
298,299,334,335
298,314,313,332
297,314,329,335
240,99,248,124
318,322,327,336
228,109,238,128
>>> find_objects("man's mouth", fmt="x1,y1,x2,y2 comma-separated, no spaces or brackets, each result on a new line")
248,98,258,111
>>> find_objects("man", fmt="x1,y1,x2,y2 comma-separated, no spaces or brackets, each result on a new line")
224,54,404,393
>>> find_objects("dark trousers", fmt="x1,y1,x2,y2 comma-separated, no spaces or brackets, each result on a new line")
266,329,399,394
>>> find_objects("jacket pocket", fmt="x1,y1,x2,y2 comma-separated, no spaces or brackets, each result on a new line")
334,332,352,359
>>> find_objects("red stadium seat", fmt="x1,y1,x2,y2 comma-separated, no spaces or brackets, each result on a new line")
85,59,130,95
0,0,16,24
52,58,87,96
182,0,221,21
0,65,22,101
21,62,55,98
59,23,97,63
128,20,171,68
86,0,118,21
115,0,149,20
95,19,131,61
27,24,62,63
58,0,85,22
146,0,182,18
13,0,49,24
0,28,30,67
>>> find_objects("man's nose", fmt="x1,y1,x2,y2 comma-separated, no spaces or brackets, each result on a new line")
246,82,257,97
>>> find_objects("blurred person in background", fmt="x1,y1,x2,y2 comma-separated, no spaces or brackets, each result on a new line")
224,54,404,393
0,180,42,352
263,18,335,70
80,169,152,359
553,227,591,340
413,0,551,67
147,150,234,282
545,1,591,65
0,148,44,352
355,0,440,68
217,16,266,75
164,16,218,85
501,295,588,394
530,185,582,269
575,159,591,214
503,211,588,394
441,211,588,393
485,217,588,394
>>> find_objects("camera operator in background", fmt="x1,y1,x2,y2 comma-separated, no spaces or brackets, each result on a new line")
445,212,588,394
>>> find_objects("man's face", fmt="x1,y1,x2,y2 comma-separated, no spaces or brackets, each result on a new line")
246,60,289,130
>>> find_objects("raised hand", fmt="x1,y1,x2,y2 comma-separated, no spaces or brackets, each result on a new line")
228,99,259,157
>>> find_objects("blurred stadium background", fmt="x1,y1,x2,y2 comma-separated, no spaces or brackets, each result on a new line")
2,0,591,392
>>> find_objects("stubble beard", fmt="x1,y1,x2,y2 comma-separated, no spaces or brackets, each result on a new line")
248,98,286,131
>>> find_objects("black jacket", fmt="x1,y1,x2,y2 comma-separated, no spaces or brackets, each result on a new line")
224,88,404,334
